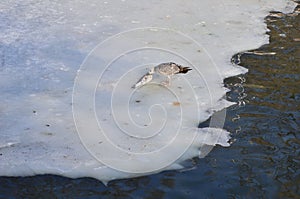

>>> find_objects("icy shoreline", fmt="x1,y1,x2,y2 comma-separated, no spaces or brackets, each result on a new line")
0,0,296,183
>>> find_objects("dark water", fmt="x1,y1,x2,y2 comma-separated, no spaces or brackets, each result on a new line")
1,4,299,199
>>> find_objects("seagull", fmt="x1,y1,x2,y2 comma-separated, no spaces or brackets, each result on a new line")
152,62,192,85
132,62,192,88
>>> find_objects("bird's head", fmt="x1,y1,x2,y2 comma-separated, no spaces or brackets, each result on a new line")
148,67,155,74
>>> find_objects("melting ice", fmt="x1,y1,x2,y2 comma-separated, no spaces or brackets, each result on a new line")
0,0,296,184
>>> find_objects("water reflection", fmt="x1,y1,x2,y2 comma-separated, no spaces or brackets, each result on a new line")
226,5,300,198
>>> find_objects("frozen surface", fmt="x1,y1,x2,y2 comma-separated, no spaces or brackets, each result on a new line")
0,0,296,183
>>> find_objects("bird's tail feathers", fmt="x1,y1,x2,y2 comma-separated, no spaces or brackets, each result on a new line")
178,66,192,74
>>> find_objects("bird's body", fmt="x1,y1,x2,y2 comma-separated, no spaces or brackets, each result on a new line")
132,62,192,88
153,62,192,85
154,62,192,76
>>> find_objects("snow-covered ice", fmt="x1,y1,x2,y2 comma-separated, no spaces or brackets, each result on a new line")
0,0,296,184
